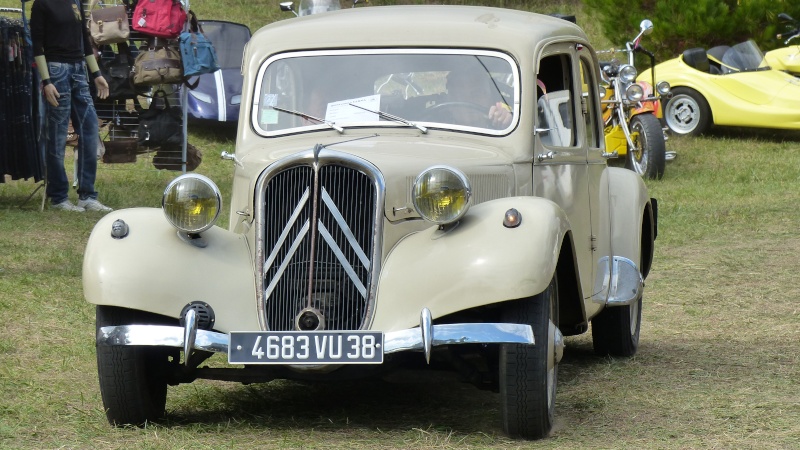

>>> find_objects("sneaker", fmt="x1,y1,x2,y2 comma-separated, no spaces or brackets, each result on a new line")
77,198,113,212
51,200,85,212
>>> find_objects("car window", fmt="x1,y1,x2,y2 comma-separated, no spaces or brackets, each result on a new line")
579,57,601,149
536,54,575,148
253,50,518,136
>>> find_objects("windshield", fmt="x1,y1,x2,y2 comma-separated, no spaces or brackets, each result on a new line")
720,40,767,73
199,21,250,69
253,50,518,136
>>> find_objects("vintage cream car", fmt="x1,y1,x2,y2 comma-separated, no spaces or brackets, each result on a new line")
83,5,657,440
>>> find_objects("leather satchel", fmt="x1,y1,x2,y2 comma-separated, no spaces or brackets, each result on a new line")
88,0,130,46
132,45,183,86
137,90,183,149
100,43,139,100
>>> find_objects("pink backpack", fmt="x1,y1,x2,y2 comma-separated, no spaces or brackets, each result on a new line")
132,0,187,39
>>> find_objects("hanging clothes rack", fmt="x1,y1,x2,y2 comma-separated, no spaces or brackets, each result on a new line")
1,4,44,184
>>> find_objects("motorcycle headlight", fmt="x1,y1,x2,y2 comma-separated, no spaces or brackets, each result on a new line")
657,81,671,95
162,174,222,234
412,166,471,225
625,83,644,102
619,64,638,83
598,84,607,99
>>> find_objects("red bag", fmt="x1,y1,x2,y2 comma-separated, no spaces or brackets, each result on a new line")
132,0,187,39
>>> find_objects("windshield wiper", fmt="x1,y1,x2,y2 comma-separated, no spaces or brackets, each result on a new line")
348,103,428,134
271,105,344,134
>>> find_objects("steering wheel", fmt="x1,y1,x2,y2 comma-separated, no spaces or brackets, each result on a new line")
422,101,490,125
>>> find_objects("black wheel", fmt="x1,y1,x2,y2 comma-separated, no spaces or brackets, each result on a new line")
591,295,642,357
499,275,560,439
96,305,179,426
663,87,711,136
626,114,666,180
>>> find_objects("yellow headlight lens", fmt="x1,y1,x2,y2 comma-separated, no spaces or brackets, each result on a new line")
162,174,221,234
412,166,471,224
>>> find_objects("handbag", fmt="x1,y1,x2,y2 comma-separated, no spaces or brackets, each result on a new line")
87,0,130,46
152,143,202,171
132,0,187,39
100,43,140,100
102,139,138,164
137,90,183,148
178,11,220,77
132,45,183,86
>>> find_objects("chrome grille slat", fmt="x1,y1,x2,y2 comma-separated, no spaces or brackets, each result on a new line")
256,151,383,332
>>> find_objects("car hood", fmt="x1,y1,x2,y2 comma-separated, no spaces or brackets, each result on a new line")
236,132,518,221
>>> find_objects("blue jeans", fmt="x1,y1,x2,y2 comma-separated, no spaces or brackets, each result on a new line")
44,61,100,205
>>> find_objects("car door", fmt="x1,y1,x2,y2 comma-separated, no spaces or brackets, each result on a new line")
578,45,611,318
532,43,602,314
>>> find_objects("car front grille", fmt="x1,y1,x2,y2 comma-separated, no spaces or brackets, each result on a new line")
256,150,383,331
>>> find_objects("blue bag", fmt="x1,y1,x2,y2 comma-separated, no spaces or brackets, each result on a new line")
179,11,220,78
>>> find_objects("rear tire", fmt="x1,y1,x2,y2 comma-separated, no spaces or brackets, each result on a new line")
96,305,179,426
500,275,559,439
591,295,642,357
663,87,711,136
626,114,666,180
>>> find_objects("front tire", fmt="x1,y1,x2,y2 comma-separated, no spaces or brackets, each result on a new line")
500,275,560,439
627,114,666,180
96,305,179,426
663,87,711,136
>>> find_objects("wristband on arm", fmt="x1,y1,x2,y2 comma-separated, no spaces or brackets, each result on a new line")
34,55,51,85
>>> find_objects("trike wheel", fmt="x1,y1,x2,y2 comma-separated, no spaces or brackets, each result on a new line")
663,87,711,136
627,114,666,180
96,305,179,426
499,275,560,439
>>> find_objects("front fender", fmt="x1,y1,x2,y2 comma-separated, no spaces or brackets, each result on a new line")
82,208,259,332
372,197,570,331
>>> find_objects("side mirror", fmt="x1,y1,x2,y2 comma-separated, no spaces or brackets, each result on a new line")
280,2,298,16
639,19,654,35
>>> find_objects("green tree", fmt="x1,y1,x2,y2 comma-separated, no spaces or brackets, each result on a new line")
583,0,800,60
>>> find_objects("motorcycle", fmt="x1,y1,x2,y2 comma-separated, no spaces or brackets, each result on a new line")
598,19,672,180
764,13,800,77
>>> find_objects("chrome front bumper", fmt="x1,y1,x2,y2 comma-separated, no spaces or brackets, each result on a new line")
97,308,536,365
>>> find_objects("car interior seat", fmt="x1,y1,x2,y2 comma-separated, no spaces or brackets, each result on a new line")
706,46,731,74
682,48,710,73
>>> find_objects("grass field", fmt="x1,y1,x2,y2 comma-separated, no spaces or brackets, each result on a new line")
3,0,800,448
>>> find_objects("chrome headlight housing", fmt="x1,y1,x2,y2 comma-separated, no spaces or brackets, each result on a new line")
412,166,471,225
625,83,644,102
657,80,671,95
619,64,638,83
162,174,222,234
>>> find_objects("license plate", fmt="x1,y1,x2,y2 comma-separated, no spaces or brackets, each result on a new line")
228,331,384,365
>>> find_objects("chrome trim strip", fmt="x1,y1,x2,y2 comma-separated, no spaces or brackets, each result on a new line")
317,220,367,298
263,187,310,274
97,322,535,355
214,70,226,122
321,187,370,269
263,219,310,300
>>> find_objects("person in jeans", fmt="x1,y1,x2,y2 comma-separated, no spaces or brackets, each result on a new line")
31,0,112,212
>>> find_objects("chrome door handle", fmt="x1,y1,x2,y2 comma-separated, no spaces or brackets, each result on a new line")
537,151,557,162
601,150,619,159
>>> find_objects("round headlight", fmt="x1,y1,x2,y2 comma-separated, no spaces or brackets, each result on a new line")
625,83,644,102
162,174,222,234
619,64,638,83
657,80,671,95
412,166,471,225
